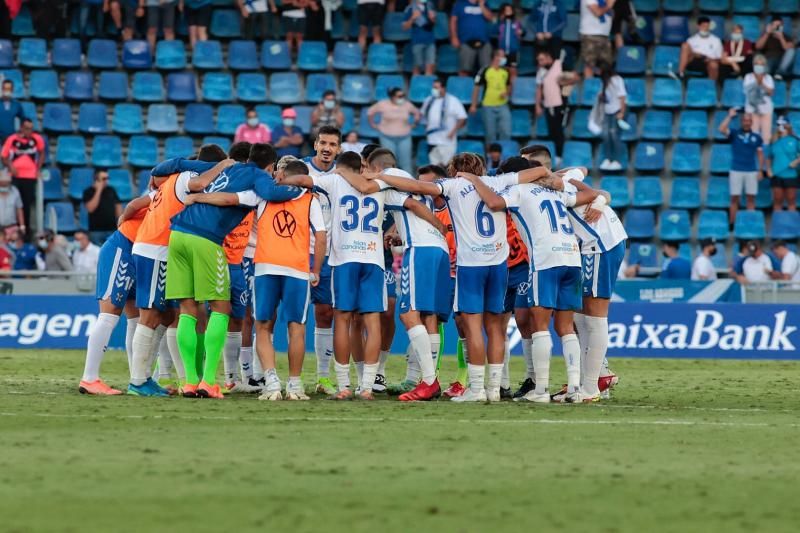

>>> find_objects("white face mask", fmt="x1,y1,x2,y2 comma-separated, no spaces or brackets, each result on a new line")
394,97,406,106
431,88,441,98
323,99,336,110
2,91,11,98
730,32,743,41
699,30,710,37
283,118,295,127
247,117,259,127
753,64,766,74
498,57,508,67
37,239,48,249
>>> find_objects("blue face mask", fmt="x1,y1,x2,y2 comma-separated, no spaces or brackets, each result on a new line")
753,64,766,75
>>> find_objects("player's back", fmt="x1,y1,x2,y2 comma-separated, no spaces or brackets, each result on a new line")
567,202,627,254
223,211,255,265
133,172,189,260
382,168,447,252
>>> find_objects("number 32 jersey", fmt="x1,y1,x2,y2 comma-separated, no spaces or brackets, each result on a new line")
311,173,391,269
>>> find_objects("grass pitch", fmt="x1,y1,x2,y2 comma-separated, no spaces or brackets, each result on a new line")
1,349,799,533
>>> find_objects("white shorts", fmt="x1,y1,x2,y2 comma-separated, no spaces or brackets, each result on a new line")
428,144,456,167
729,171,759,196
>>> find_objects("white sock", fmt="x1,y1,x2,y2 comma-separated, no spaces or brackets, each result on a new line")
81,313,120,382
130,324,155,386
501,340,511,389
360,362,379,392
166,327,185,380
252,351,264,380
561,333,581,394
601,356,610,374
146,324,167,379
487,363,503,391
264,367,281,391
223,331,243,383
377,350,389,375
156,333,172,379
404,344,421,383
521,337,534,381
467,363,485,394
355,361,364,383
531,331,552,395
429,332,440,371
239,346,254,380
574,313,589,386
334,361,351,391
408,325,435,385
287,375,302,392
583,317,608,396
125,317,139,372
314,327,333,378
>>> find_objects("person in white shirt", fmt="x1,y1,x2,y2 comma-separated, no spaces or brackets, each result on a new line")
737,240,774,283
72,230,100,274
771,240,800,282
692,238,719,281
422,78,468,167
579,0,614,78
677,16,723,81
596,61,628,172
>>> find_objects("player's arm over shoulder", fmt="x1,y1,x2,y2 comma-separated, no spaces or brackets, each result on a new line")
404,196,448,235
184,191,246,207
374,172,441,196
187,159,237,192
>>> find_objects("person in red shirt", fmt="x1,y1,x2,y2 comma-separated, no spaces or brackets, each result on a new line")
720,24,755,81
1,119,45,232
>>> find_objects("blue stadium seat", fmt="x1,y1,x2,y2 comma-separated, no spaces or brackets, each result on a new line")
52,38,81,69
597,138,630,168
42,103,73,133
663,0,694,11
788,82,800,110
660,16,689,45
678,110,708,140
358,107,380,138
629,15,654,44
184,103,216,135
698,0,730,11
770,210,800,239
697,210,729,240
256,104,282,131
42,167,64,201
202,136,231,153
498,140,520,160
733,16,760,41
620,111,639,143
629,242,659,269
340,106,355,133
600,177,630,208
217,104,246,135
228,40,259,71
671,142,702,174
306,73,337,103
415,139,430,167
167,72,197,102
409,75,435,104
633,142,664,172
92,135,122,167
367,43,399,73
132,72,164,102
517,46,536,76
210,9,242,38
155,40,186,70
48,202,77,233
721,79,745,108
122,40,152,69
164,136,194,159
769,0,799,13
633,177,663,208
269,72,303,104
465,110,486,139
511,77,537,106
641,110,673,141
705,178,730,209
374,74,405,102
634,0,660,11
685,79,717,108
562,141,593,168
712,110,739,140
625,78,646,108
569,109,597,140
64,71,94,101
660,209,691,241
436,45,459,74
98,71,128,100
78,103,108,134
111,103,144,135
18,38,48,68
734,210,766,240
774,80,788,109
535,114,549,138
202,72,233,102
616,46,646,75
578,78,601,107
56,136,87,166
294,105,314,135
29,70,60,100
68,168,94,200
108,169,133,201
262,41,292,70
624,209,656,239
511,109,532,138
340,75,373,105
709,144,732,174
0,39,13,68
237,73,268,103
456,139,485,155
734,0,763,14
192,40,223,70
562,13,580,42
128,135,158,167
670,178,702,209
87,39,118,69
651,78,682,108
0,69,24,97
448,76,476,105
652,46,680,76
298,41,328,72
333,42,364,71
147,104,179,133
383,12,410,41
20,101,37,130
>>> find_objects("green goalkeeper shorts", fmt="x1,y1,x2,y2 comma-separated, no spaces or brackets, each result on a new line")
166,231,230,302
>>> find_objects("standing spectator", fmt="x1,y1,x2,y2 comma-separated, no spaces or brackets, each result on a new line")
675,16,722,81
36,230,73,272
272,108,305,158
471,49,512,146
421,78,468,166
766,116,799,212
79,0,106,44
450,0,493,76
0,80,25,146
596,61,627,171
29,0,71,40
755,16,795,80
1,119,45,232
82,169,122,245
184,0,212,48
660,242,691,280
310,90,345,141
281,0,307,53
530,0,566,57
357,0,385,50
234,109,272,145
720,24,754,80
578,0,614,78
735,241,773,284
497,4,523,78
403,0,437,76
72,230,101,274
535,48,576,158
341,131,366,154
237,0,271,40
743,55,774,143
0,229,11,272
110,1,144,40
691,238,718,281
145,0,178,51
719,109,765,224
611,0,639,49
771,241,800,282
0,170,25,231
7,226,38,271
368,88,420,172
0,0,12,39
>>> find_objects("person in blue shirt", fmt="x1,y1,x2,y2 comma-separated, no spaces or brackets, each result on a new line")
0,81,26,145
766,116,800,212
497,4,523,76
660,242,691,280
530,0,566,57
450,0,493,76
719,108,765,225
403,0,437,76
272,108,305,158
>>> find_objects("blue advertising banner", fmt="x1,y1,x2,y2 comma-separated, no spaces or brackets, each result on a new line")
612,279,742,303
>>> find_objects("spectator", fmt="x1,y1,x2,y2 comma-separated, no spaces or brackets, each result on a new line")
281,0,307,53
237,0,271,40
578,0,614,78
535,48,577,159
530,0,566,58
497,4,523,77
304,0,325,43
595,61,627,171
0,80,25,145
184,0,212,48
486,143,502,171
110,1,143,40
29,0,71,40
72,230,100,274
611,0,639,49
450,0,493,76
0,229,11,272
471,49,512,146
403,0,437,76
735,240,773,284
660,242,691,280
234,109,272,145
691,238,718,281
368,88,420,172
6,226,38,271
310,90,345,141
421,78,467,166
767,116,799,212
720,24,754,80
79,0,106,44
272,108,305,158
145,0,177,51
771,241,800,282
744,55,774,143
341,131,366,154
755,16,795,80
0,171,25,232
36,230,73,272
719,109,765,224
1,119,45,232
675,16,722,81
357,0,385,50
82,169,122,245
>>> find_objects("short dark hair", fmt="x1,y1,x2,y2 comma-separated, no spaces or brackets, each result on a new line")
520,143,552,159
248,143,278,169
283,160,309,177
20,117,32,127
316,125,342,143
228,141,252,163
488,143,502,153
418,164,447,179
498,156,531,174
322,90,336,99
367,148,397,170
94,168,108,178
697,16,710,25
2,79,12,87
197,143,227,163
771,239,788,249
388,87,403,98
337,151,363,172
361,143,381,160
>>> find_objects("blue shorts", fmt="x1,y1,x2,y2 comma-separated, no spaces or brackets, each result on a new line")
332,262,387,313
385,268,397,300
398,247,451,317
440,276,456,322
528,265,583,311
95,231,136,308
505,261,530,313
583,240,626,299
310,254,332,306
253,274,310,324
229,263,249,319
454,263,508,315
134,254,170,312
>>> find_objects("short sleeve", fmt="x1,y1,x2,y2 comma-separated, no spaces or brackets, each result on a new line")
764,75,775,90
435,178,456,198
485,172,519,190
109,188,120,203
82,187,93,202
33,134,45,151
613,76,627,97
174,171,196,203
383,188,409,209
373,179,391,192
237,190,261,207
309,197,325,232
452,97,468,120
312,172,336,194
500,186,520,208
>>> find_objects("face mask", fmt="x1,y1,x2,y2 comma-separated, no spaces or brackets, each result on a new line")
38,239,48,249
730,32,743,41
662,251,669,259
394,97,406,106
699,30,710,37
498,57,508,67
0,186,9,193
754,64,766,74
323,99,336,110
247,117,259,127
709,246,718,256
2,91,11,98
431,88,441,98
283,118,295,127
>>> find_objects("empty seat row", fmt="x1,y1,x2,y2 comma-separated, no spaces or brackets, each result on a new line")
623,208,790,242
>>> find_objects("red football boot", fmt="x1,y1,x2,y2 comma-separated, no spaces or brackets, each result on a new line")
399,379,442,402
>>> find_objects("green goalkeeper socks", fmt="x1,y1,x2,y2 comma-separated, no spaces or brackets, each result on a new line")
202,312,230,386
455,337,468,385
436,324,445,372
177,314,199,385
194,332,205,379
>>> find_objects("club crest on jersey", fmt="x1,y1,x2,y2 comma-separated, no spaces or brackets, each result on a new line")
205,172,230,193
